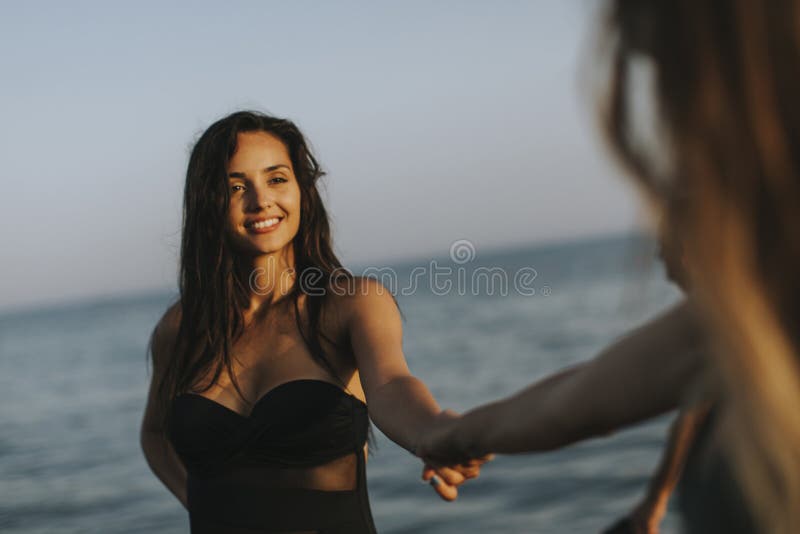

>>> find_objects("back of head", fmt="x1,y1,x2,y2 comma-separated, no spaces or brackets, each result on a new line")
598,1,800,531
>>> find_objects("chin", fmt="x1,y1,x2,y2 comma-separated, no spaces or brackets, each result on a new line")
228,237,282,256
253,240,294,257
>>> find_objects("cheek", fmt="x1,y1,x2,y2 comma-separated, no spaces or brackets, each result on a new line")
287,188,302,236
286,185,302,216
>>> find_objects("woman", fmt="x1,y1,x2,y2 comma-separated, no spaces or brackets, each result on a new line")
139,111,487,533
419,1,800,532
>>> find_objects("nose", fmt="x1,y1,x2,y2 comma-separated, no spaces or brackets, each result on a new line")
247,183,275,211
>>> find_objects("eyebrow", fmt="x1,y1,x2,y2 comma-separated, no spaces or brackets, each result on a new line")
228,164,291,179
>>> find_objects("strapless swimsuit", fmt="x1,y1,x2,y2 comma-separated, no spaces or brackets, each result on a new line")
168,379,377,533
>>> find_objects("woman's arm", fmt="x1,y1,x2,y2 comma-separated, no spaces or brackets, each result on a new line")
346,278,445,452
344,278,488,500
620,403,712,534
417,299,708,464
140,306,189,509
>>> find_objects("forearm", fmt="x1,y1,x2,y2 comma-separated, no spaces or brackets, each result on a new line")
367,375,443,453
459,366,687,457
451,302,707,457
454,368,604,456
140,430,189,509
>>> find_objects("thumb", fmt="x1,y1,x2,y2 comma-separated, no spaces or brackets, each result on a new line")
422,465,435,481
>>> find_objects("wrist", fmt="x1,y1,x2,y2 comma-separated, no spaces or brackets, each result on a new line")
410,409,460,457
459,406,494,458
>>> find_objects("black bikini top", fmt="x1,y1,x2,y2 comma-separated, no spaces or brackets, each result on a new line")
168,379,369,476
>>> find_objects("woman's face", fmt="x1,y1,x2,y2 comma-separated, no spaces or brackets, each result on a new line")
225,131,301,258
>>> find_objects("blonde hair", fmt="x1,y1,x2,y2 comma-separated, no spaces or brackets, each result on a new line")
598,0,800,531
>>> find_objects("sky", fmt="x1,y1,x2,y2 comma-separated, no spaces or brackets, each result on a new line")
0,1,644,312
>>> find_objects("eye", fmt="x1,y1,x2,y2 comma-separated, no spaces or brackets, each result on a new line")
231,184,246,193
268,176,288,184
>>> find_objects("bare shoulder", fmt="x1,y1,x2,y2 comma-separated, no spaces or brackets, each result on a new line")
149,301,182,372
325,276,399,326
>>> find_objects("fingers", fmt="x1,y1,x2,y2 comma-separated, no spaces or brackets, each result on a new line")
422,464,464,485
461,454,495,466
420,460,485,503
453,464,481,479
438,465,469,485
422,468,459,501
415,434,496,503
432,475,459,501
420,451,471,469
422,465,436,480
417,443,494,469
421,453,494,472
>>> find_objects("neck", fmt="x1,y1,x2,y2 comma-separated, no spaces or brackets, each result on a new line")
236,246,297,313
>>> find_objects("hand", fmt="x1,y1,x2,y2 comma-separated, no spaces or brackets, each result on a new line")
601,501,665,534
420,458,488,501
627,499,666,534
413,410,493,501
415,410,488,468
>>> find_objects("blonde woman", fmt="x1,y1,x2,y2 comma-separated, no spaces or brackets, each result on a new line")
419,1,800,532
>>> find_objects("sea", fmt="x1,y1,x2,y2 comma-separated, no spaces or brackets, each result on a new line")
0,233,688,533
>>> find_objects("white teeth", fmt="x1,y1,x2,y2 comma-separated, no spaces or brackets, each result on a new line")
251,218,280,229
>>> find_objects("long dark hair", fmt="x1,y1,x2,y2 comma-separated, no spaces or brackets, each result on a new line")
151,110,349,431
599,1,800,531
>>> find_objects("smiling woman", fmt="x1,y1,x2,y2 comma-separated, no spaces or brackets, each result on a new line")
138,110,489,534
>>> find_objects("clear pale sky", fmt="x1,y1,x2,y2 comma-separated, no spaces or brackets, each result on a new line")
0,1,642,312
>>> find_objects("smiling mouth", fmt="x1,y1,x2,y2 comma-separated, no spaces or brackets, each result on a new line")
246,217,282,230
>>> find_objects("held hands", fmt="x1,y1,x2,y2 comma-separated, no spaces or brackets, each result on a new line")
420,458,489,501
414,410,494,502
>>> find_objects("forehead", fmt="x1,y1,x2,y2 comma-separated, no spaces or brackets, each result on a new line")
228,131,291,171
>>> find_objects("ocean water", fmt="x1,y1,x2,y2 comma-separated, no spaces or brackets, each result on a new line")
0,234,686,533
